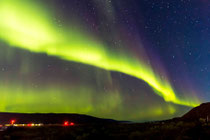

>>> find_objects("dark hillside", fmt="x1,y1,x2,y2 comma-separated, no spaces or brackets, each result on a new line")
182,103,210,121
0,113,117,124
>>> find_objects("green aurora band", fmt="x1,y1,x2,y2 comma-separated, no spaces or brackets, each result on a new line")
0,0,200,110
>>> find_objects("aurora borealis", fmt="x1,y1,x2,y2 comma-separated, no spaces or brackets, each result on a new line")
0,0,209,121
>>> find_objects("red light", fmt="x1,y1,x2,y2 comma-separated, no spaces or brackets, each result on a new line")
27,123,35,127
10,120,16,125
70,122,74,126
64,121,69,126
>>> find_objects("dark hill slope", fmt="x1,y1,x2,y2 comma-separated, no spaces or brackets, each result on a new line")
0,113,117,124
182,102,210,121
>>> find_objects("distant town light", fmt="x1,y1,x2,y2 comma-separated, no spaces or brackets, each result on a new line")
70,122,74,126
27,123,34,127
64,121,69,126
10,120,16,125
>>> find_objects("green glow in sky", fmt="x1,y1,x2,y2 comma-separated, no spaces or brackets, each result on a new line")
0,0,200,112
0,80,181,121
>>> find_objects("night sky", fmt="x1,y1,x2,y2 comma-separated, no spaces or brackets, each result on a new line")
0,0,209,121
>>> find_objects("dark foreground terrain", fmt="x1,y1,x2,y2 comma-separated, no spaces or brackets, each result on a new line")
0,121,210,140
1,103,210,139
